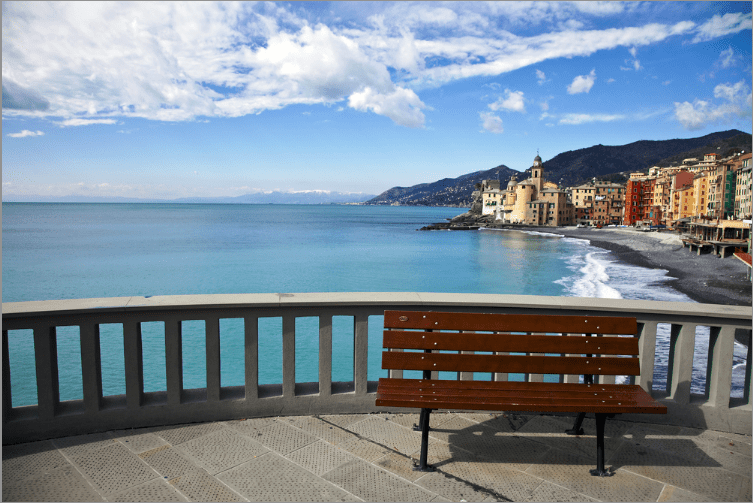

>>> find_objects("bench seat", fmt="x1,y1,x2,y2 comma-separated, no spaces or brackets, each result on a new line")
376,310,667,477
377,379,667,414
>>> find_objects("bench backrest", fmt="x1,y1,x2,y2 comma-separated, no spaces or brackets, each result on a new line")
382,310,640,378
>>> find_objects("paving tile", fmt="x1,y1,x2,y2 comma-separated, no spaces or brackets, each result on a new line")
225,416,278,430
288,415,359,445
348,416,424,455
153,422,225,446
139,445,199,480
457,411,531,432
217,452,357,502
320,413,371,428
1,463,105,502
692,429,752,458
382,411,455,430
286,440,356,476
51,431,118,457
110,477,189,502
338,437,393,462
70,442,157,496
408,438,478,469
414,470,504,502
113,428,168,454
169,469,244,502
657,484,715,502
323,458,436,502
611,440,751,501
440,459,545,502
525,481,598,502
374,451,427,482
427,415,492,443
1,440,68,486
246,420,318,455
449,430,551,471
514,414,628,461
525,446,669,502
176,427,269,474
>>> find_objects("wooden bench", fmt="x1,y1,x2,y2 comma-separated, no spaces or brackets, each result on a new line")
376,310,667,477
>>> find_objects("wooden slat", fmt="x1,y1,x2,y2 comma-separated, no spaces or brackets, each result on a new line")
375,395,666,414
383,330,638,355
384,311,636,335
382,351,640,376
377,378,648,397
376,379,666,414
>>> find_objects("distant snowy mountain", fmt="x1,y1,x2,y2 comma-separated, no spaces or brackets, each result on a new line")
3,190,375,204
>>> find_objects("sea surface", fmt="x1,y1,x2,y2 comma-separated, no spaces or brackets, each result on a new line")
2,203,747,407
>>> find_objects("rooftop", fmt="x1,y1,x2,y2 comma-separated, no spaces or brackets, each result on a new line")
3,412,751,502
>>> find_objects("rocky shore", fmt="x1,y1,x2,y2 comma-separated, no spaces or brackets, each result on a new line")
421,212,752,308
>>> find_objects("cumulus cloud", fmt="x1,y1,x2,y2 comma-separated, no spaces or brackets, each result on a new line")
536,69,547,85
479,112,503,133
7,130,45,138
674,80,752,130
348,86,426,128
567,69,596,94
1,2,747,129
489,89,526,113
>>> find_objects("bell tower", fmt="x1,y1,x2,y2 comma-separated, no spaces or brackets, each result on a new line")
532,151,543,194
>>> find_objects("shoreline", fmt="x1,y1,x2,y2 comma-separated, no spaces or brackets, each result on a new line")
541,227,751,308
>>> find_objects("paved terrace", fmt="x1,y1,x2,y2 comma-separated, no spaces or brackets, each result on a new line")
3,411,751,502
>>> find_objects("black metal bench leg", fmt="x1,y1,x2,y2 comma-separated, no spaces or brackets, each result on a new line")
589,413,613,477
413,408,435,472
413,407,430,432
565,412,586,435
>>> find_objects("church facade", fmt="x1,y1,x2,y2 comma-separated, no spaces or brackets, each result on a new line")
481,154,575,226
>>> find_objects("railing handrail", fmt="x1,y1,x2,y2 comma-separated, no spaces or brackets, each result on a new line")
3,293,751,445
3,292,751,322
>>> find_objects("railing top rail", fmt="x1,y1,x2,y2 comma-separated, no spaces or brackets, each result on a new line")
2,293,751,323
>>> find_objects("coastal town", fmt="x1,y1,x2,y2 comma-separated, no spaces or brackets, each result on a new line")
475,152,752,229
438,151,753,280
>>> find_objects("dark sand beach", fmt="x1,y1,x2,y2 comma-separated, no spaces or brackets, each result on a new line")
547,227,752,308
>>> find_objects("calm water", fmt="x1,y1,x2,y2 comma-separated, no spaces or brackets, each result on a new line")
2,203,747,406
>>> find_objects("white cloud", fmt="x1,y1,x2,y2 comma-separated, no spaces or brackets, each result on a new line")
479,112,503,133
489,89,525,113
7,129,45,138
1,2,743,130
348,86,426,128
558,113,624,125
692,12,752,43
536,69,547,85
567,69,596,94
718,47,739,69
59,118,118,127
674,80,752,130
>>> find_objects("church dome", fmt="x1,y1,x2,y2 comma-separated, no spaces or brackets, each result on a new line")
534,154,542,163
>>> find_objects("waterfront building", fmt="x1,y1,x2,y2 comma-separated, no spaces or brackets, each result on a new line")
692,171,711,217
571,180,624,226
734,153,752,220
480,179,502,216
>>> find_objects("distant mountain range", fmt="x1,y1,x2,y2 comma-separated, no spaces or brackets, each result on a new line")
3,190,376,205
365,129,751,206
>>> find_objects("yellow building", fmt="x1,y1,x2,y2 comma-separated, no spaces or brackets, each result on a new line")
692,171,711,217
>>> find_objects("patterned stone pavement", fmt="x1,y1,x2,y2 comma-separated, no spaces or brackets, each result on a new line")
3,412,751,502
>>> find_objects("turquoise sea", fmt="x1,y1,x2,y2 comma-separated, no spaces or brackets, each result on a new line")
2,203,747,407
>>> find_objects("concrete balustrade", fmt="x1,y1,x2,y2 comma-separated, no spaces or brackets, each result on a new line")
3,293,751,445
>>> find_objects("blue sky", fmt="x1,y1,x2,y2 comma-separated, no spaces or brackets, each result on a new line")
2,1,751,200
